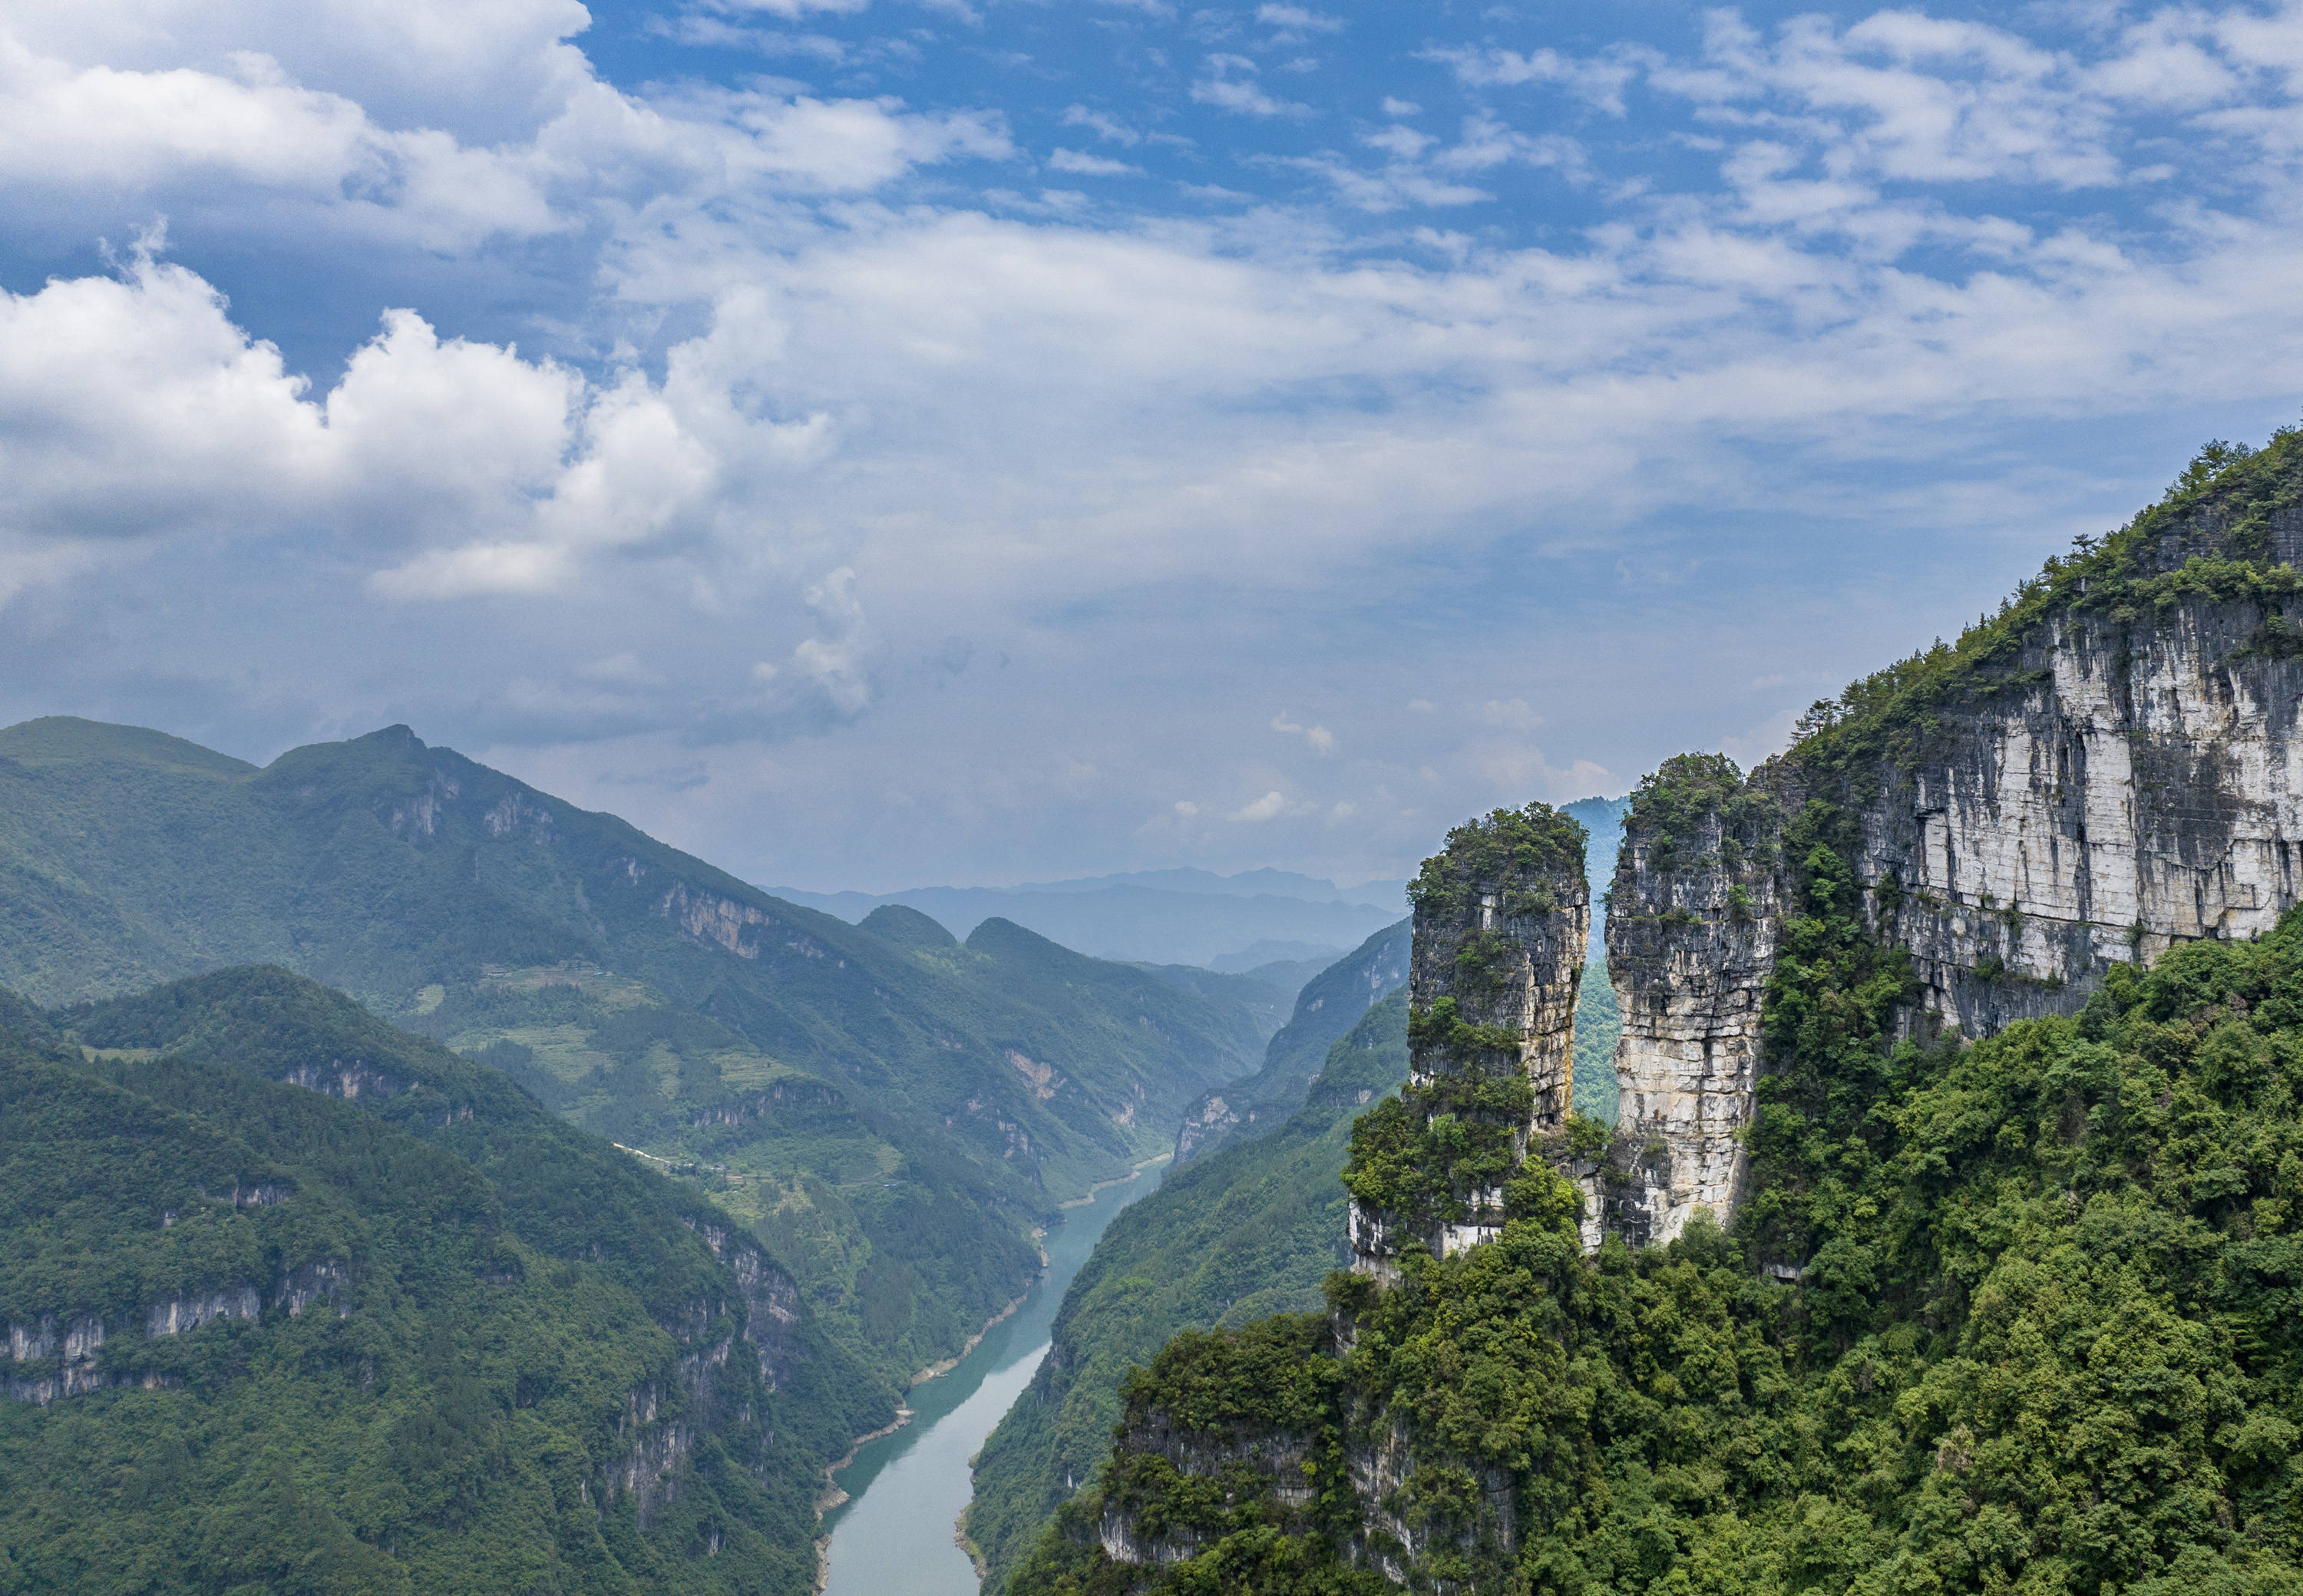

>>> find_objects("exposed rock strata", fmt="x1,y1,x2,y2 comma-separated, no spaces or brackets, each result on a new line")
1601,758,1786,1247
1347,806,1587,1277
1085,449,2303,1596
1604,453,2303,1246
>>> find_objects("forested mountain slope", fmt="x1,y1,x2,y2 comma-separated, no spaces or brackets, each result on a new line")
0,967,881,1594
1013,433,2303,1596
970,991,1409,1592
1169,922,1409,1165
0,719,1266,1391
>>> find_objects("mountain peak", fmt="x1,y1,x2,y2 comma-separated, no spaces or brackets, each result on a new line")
861,902,959,951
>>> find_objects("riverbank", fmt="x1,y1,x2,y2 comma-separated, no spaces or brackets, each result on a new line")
910,1289,1031,1386
814,1165,1166,1596
1058,1152,1170,1209
812,1406,914,1591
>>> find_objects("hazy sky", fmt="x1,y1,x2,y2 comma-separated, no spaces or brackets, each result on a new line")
2,0,2301,890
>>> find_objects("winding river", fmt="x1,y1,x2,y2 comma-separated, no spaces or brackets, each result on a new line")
818,1161,1161,1596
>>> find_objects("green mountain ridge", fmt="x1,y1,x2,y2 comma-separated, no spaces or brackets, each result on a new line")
1169,922,1411,1165
0,964,882,1593
0,716,1267,1395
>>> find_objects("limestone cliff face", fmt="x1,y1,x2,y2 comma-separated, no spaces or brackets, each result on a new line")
1346,805,1587,1275
1603,442,2303,1247
1404,869,1587,1133
1601,758,1786,1248
1081,445,2303,1596
1841,585,2303,1031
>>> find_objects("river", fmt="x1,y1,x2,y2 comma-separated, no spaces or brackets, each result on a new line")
818,1161,1162,1596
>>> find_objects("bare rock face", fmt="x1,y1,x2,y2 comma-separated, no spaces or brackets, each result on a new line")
1846,588,2303,1035
1405,848,1588,1133
1601,441,2303,1247
1601,756,1786,1247
1346,803,1588,1276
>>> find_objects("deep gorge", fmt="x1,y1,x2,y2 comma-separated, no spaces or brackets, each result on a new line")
1007,427,2303,1594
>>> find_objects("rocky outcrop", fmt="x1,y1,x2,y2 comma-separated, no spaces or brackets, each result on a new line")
1097,1415,1320,1567
1340,1414,1518,1585
682,1214,805,1392
1347,806,1588,1276
147,1287,261,1338
278,1060,401,1100
1083,1316,1519,1589
1601,441,2303,1247
1839,583,2303,1029
1600,757,1788,1247
1079,443,2303,1596
6,1257,353,1405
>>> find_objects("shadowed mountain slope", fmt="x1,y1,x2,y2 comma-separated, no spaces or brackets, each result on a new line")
1169,920,1410,1165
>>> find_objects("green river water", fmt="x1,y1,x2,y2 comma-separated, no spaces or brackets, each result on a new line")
818,1163,1160,1596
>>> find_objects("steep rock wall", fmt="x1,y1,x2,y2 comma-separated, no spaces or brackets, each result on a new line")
1601,758,1786,1248
1346,805,1587,1276
1604,443,2303,1247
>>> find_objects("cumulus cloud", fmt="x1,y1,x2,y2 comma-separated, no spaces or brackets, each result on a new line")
0,15,1011,257
11,0,2303,887
0,246,840,606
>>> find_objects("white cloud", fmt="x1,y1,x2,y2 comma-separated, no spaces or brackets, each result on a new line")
699,0,872,16
1360,124,1434,160
0,38,563,249
1429,44,1639,115
0,18,1013,261
1062,104,1140,144
1232,789,1287,821
1049,147,1142,175
1191,54,1310,117
754,565,882,719
1256,4,1343,44
12,0,2303,889
1271,712,1334,752
0,248,844,606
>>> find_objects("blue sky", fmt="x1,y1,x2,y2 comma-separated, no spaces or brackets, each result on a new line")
1,0,2300,891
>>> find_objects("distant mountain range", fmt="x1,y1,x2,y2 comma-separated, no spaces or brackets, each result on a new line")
0,714,1318,1589
0,715,1276,1398
765,871,1408,969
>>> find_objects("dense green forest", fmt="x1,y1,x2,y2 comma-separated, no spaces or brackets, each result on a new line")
1013,821,2303,1595
973,799,1629,1591
0,966,884,1593
412,910,1266,1389
970,993,1410,1592
0,717,1268,1393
